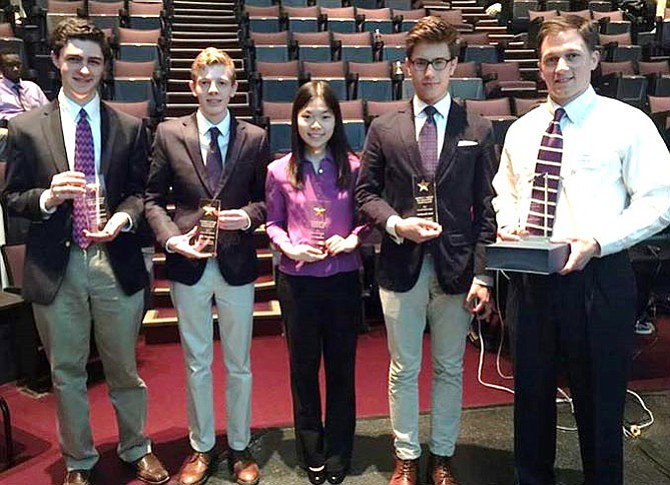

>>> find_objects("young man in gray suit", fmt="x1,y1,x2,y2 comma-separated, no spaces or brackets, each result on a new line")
2,18,168,485
144,47,271,485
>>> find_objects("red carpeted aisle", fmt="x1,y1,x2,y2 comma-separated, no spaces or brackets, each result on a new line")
1,319,669,484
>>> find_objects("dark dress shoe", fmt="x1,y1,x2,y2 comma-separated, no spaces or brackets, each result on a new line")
229,447,260,485
132,452,170,484
428,453,459,485
306,466,326,485
326,469,347,484
63,470,91,485
177,449,218,485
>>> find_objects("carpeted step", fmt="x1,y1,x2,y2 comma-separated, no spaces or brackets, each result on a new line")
172,22,239,32
171,38,241,50
142,300,283,343
151,273,277,307
173,0,235,8
171,15,237,24
171,47,243,60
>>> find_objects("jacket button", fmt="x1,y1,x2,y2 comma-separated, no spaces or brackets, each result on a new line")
65,241,71,248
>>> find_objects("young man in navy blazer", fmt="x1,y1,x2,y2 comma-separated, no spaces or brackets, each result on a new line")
2,18,168,485
145,47,270,485
356,16,497,485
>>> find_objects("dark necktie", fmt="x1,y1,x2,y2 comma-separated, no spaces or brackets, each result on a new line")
207,127,223,191
73,109,95,248
418,105,438,177
11,83,28,111
526,108,566,236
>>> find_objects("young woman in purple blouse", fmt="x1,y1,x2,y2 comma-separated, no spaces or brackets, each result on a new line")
265,81,367,485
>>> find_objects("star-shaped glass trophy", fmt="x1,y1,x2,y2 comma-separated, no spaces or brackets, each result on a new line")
83,176,108,232
197,199,220,256
308,200,330,248
486,172,570,275
413,176,438,223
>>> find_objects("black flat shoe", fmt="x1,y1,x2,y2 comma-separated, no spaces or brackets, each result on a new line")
326,470,346,484
306,467,326,485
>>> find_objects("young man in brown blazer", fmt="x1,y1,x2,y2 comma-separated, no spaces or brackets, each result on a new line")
144,47,271,485
2,18,168,485
355,17,497,485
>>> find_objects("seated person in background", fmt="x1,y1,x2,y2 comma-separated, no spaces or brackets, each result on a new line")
0,49,49,159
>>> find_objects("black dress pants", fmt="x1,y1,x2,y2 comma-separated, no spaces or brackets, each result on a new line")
507,252,636,485
277,270,361,472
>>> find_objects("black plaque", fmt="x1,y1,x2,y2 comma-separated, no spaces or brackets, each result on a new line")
413,177,438,223
84,179,107,232
197,199,220,256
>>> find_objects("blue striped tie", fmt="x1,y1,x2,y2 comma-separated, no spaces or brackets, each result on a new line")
526,108,565,236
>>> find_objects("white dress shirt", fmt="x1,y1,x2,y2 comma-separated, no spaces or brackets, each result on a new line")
196,108,231,166
40,91,132,230
493,86,670,256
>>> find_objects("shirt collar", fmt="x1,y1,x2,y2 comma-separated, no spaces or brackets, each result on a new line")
302,151,334,166
1,76,21,91
58,89,100,121
546,85,596,124
196,109,231,139
413,92,452,120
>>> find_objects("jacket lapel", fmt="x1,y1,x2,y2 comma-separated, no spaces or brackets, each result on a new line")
99,103,113,178
214,115,243,197
41,100,69,173
397,102,426,178
436,99,466,183
182,114,212,197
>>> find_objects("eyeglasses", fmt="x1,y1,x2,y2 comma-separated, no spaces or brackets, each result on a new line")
409,57,452,71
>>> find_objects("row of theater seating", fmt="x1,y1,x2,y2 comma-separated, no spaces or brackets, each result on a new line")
241,0,416,10
0,0,170,116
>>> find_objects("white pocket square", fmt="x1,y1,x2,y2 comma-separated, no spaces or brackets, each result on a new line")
458,140,479,147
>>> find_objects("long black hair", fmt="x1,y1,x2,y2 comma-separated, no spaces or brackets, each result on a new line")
288,80,353,190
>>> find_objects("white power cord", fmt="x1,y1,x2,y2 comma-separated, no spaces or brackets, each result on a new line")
474,270,654,437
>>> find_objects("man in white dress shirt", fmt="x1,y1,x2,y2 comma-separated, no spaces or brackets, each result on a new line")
493,15,670,485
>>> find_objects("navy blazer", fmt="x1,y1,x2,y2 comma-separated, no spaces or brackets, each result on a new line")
355,99,497,294
144,113,271,286
2,100,150,304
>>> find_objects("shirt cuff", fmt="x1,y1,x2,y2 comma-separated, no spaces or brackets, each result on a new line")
385,215,404,244
473,275,493,288
39,190,57,218
165,235,180,254
241,210,252,231
119,212,133,232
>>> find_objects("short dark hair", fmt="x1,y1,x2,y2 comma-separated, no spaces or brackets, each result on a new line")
538,15,598,54
50,17,110,60
288,81,353,190
405,16,461,60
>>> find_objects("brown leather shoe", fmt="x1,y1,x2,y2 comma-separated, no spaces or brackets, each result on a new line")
132,452,170,484
63,470,91,485
389,456,418,485
177,450,218,485
429,453,459,485
229,448,260,485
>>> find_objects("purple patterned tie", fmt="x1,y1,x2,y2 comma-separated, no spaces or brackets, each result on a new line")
207,127,223,191
72,108,95,248
418,105,438,177
526,108,565,236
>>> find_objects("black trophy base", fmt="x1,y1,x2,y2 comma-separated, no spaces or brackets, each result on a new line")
485,236,570,275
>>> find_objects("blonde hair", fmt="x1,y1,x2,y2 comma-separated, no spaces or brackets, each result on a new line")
190,47,236,83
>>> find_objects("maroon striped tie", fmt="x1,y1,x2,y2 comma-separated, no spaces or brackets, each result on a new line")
526,108,565,236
